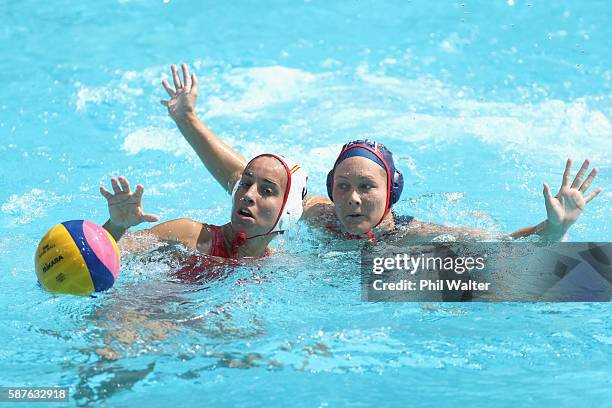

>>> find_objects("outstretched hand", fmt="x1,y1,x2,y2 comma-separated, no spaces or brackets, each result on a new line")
160,63,199,122
100,177,160,229
543,159,602,234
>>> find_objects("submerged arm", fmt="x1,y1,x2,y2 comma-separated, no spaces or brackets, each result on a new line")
161,64,246,193
400,219,505,241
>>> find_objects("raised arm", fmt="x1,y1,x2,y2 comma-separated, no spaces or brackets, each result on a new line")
161,63,246,194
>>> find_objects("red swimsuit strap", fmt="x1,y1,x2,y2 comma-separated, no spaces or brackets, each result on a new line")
207,225,231,258
173,225,270,283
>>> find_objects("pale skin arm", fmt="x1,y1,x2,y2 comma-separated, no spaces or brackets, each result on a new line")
301,195,336,228
421,159,601,241
161,63,246,194
303,159,602,242
508,158,601,241
301,195,502,240
100,176,211,253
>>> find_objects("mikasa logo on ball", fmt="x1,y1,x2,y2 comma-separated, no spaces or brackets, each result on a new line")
42,255,64,274
35,220,121,295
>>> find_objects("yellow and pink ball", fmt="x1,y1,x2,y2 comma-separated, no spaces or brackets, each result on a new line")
35,220,120,296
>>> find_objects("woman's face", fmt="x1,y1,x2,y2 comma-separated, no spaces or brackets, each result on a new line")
231,156,288,237
332,156,388,235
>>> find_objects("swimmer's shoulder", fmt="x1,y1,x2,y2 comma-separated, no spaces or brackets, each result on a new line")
302,195,335,227
148,218,212,251
390,216,450,238
393,214,415,226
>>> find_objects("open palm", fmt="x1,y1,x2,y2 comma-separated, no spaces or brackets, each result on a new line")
544,159,601,233
160,64,199,121
100,177,159,228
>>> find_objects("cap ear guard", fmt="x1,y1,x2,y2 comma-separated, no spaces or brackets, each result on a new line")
326,141,404,208
233,154,307,235
326,169,334,201
302,177,308,200
328,167,403,207
390,168,404,206
273,156,308,233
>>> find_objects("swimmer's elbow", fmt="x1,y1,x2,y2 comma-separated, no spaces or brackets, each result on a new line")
227,172,243,194
148,218,203,249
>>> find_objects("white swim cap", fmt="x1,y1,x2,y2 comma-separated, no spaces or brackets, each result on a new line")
232,154,307,234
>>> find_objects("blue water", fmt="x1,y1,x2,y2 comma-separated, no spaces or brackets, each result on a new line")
1,1,611,406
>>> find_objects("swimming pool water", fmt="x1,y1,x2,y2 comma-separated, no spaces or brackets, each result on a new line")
1,1,610,406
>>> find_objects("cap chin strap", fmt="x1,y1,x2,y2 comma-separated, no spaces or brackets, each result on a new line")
230,153,303,256
371,208,391,230
229,230,285,257
230,232,247,257
325,225,377,244
325,207,391,245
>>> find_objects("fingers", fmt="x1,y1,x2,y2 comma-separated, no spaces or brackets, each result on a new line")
191,73,199,95
542,183,555,212
181,63,191,92
162,79,175,97
135,184,145,198
160,99,169,107
570,159,590,189
118,176,131,193
561,158,573,188
142,213,160,223
100,186,113,200
171,64,182,91
585,187,602,204
111,178,122,194
110,177,132,194
579,167,598,193
135,185,158,222
543,182,554,201
164,64,196,96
